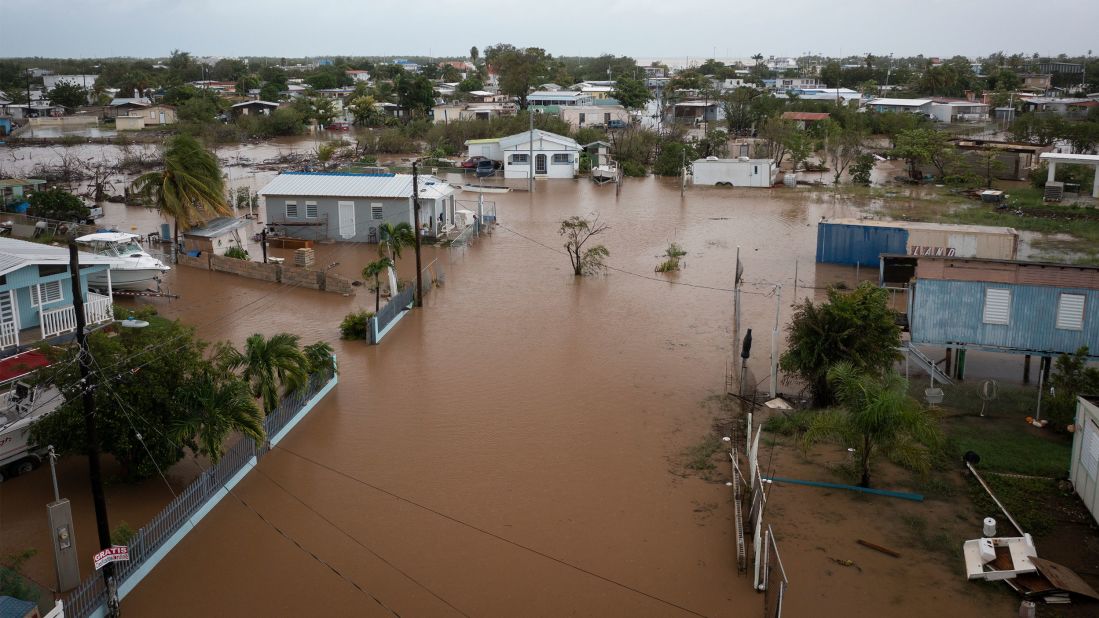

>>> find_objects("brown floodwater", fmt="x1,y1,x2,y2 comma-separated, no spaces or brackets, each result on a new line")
0,156,1040,616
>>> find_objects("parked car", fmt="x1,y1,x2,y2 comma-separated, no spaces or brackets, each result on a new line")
327,122,350,131
607,119,627,129
462,156,492,169
475,159,497,177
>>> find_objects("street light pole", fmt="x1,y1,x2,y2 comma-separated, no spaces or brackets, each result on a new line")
67,240,119,617
411,160,423,308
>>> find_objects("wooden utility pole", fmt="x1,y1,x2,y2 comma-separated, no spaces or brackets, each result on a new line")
412,161,423,307
68,240,119,617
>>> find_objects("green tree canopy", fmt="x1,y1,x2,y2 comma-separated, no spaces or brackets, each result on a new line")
27,187,90,221
780,282,902,407
612,75,650,110
48,81,87,111
485,44,551,108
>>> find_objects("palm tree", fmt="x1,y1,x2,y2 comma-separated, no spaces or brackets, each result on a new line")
226,333,310,414
801,363,942,487
131,134,231,252
171,372,264,463
377,221,414,260
302,341,334,375
362,257,394,313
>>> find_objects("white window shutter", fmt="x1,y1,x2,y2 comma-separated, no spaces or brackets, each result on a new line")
1056,293,1086,331
982,288,1011,325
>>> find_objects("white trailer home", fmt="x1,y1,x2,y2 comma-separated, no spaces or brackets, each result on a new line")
691,157,777,187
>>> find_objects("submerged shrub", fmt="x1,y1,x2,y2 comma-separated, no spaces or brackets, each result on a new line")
339,310,375,340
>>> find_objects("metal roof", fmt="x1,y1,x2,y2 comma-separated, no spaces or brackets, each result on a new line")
182,217,249,238
499,129,580,151
823,218,1017,236
0,237,116,277
232,100,280,108
257,172,456,200
76,232,142,243
868,98,933,107
0,178,46,189
1039,152,1099,164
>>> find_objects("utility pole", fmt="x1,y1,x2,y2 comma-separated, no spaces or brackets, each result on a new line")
769,284,782,398
411,161,423,308
528,109,534,193
67,240,119,617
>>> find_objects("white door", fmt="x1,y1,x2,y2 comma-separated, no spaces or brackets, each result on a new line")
338,201,356,239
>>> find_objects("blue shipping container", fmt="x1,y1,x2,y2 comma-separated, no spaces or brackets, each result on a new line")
816,222,909,266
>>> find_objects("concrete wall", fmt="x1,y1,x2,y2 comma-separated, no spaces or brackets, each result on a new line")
179,254,354,294
1071,397,1099,526
27,116,98,127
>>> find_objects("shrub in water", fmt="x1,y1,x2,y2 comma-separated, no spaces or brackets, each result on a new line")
339,310,375,340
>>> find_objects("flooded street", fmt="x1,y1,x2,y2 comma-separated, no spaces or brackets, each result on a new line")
0,142,1042,615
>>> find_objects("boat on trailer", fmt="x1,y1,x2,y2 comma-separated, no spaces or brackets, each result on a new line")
592,159,620,184
462,183,511,194
75,232,170,291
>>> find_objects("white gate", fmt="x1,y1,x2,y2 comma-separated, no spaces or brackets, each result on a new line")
338,201,356,239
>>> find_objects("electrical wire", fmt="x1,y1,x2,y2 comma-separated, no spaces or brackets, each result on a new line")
273,444,711,618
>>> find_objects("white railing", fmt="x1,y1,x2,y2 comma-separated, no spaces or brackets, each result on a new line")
0,321,17,350
85,292,113,325
40,305,77,339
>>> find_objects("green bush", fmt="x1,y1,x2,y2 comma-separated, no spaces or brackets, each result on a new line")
621,160,646,177
223,246,249,260
339,310,375,340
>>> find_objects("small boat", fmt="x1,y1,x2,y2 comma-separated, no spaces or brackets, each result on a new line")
462,184,511,194
592,159,620,184
76,232,170,291
0,380,63,481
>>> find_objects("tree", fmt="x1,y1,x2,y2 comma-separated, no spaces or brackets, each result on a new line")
485,44,550,108
695,129,729,158
48,81,87,111
968,149,1006,188
822,120,865,184
850,153,875,186
303,341,335,375
653,140,696,176
780,282,902,407
457,75,483,93
294,93,337,126
377,222,414,262
758,117,795,166
131,134,231,248
892,128,951,179
613,76,651,110
27,187,90,221
559,215,610,276
259,82,282,102
783,129,813,172
1047,347,1099,427
226,333,310,414
348,95,382,126
470,46,479,65
171,370,264,463
395,73,435,117
0,549,39,603
176,95,219,123
363,257,394,313
802,363,941,487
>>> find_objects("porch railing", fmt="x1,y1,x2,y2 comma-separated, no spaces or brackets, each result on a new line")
40,306,77,340
0,321,17,350
85,293,113,325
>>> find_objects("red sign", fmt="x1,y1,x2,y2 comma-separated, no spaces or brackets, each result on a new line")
93,546,129,570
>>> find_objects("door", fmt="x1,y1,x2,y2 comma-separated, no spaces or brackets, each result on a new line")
535,154,547,175
159,112,165,124
338,201,356,239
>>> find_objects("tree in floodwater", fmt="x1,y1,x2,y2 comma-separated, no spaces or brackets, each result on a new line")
131,134,230,249
363,256,394,313
559,215,610,276
780,282,901,407
801,363,941,487
224,333,311,415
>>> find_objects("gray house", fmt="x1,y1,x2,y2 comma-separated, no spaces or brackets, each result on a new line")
258,172,459,243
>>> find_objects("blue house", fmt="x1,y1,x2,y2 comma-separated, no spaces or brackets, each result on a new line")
0,238,116,353
906,255,1099,376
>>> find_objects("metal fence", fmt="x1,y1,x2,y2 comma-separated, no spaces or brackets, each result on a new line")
64,363,337,618
368,260,445,345
761,526,788,618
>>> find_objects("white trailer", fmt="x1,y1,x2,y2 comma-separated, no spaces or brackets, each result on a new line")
0,383,62,482
692,157,777,187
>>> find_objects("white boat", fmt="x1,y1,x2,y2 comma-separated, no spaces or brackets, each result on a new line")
592,160,620,184
0,382,63,481
461,183,511,194
75,232,170,291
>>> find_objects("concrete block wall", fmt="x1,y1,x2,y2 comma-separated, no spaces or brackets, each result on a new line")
209,255,280,282
176,254,353,294
281,265,324,290
324,273,355,295
177,253,210,270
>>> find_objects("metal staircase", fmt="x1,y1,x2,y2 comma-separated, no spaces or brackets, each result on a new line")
901,343,953,386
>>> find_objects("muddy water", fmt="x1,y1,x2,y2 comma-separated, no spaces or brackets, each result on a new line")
96,178,868,617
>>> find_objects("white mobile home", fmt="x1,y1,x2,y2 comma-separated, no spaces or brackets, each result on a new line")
499,130,581,179
1071,397,1099,525
692,157,777,187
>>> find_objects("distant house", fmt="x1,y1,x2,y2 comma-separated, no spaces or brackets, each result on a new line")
714,78,751,93
466,90,509,104
42,74,98,92
950,137,1052,181
392,59,421,73
0,178,46,211
182,217,249,256
1021,97,1097,118
526,91,593,107
107,97,152,118
643,66,668,78
670,100,722,124
865,98,934,115
929,101,989,123
575,83,615,100
764,77,820,91
345,69,371,83
258,172,459,242
0,237,116,351
498,130,581,179
559,105,629,130
904,255,1099,368
432,101,516,124
231,100,280,117
1019,73,1053,91
781,111,830,129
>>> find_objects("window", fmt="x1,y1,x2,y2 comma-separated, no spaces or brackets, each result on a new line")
38,265,67,277
552,154,571,164
285,201,298,218
149,110,156,118
305,201,318,219
1056,293,1086,331
579,113,586,124
31,281,63,307
510,154,529,164
371,203,384,220
982,288,1011,325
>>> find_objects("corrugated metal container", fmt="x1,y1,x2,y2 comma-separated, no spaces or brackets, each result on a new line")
817,219,1018,265
909,278,1099,355
1070,397,1099,526
816,221,908,265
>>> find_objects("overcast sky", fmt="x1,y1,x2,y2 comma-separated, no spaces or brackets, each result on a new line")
4,0,1096,60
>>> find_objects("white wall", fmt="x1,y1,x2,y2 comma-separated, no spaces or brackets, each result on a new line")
503,149,578,179
1072,397,1099,526
692,159,775,187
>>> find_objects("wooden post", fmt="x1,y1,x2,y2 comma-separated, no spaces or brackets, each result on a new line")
1023,354,1031,384
945,347,952,376
1041,356,1052,383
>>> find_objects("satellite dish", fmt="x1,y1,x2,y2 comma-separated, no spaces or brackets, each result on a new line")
978,379,998,417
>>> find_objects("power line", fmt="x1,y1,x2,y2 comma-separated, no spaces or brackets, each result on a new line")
274,444,711,618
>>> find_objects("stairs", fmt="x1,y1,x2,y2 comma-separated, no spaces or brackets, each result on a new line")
901,343,953,386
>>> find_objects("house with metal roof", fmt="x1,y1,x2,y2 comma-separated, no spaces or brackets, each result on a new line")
0,237,115,353
258,172,459,243
182,217,250,256
497,130,581,179
900,255,1099,379
865,98,934,115
526,91,594,107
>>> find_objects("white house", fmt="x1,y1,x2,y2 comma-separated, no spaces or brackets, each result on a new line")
929,101,990,123
692,157,777,187
559,105,629,130
866,98,934,115
499,130,581,179
526,91,593,107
